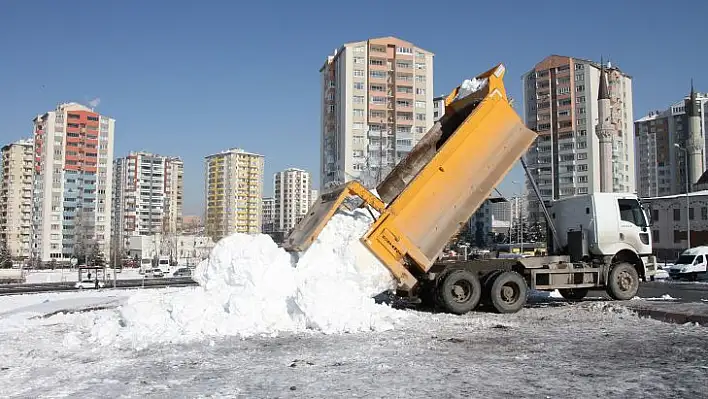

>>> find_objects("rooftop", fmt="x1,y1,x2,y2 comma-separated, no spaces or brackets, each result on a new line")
204,148,264,159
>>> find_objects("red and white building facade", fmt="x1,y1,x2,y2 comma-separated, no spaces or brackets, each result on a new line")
32,102,115,262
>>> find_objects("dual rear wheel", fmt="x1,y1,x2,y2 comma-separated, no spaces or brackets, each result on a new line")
433,269,528,314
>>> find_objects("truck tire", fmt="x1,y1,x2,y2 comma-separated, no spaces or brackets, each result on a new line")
558,288,589,301
480,270,503,306
489,271,528,314
437,269,482,315
606,262,639,300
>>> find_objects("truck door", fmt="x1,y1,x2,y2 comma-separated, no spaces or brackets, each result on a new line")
617,198,652,255
694,255,705,272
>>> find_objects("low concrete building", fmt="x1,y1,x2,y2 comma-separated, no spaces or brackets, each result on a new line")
127,234,215,266
643,190,708,261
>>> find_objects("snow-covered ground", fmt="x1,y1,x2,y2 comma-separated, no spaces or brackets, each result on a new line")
1,288,707,398
3,212,706,398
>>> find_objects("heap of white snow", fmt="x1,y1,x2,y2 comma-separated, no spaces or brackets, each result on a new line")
454,77,488,101
87,208,405,349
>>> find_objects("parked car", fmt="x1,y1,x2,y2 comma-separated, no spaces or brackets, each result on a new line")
172,267,192,278
75,280,106,289
151,268,164,278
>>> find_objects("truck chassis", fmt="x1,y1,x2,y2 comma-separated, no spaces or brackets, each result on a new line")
412,256,641,314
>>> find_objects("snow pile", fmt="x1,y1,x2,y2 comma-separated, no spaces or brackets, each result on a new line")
454,77,488,100
293,210,397,333
88,208,403,348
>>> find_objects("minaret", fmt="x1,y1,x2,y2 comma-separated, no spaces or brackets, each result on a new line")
595,59,615,192
685,80,703,189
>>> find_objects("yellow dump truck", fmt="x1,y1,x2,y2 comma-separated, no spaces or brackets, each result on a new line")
285,64,657,314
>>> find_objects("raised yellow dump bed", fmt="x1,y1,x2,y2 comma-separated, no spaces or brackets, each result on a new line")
283,64,538,294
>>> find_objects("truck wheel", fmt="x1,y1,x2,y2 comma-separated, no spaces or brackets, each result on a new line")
480,270,503,306
558,288,589,301
437,270,482,315
489,271,527,314
606,263,639,300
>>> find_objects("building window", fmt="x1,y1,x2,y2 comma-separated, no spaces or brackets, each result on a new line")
674,230,684,243
353,57,364,64
415,75,426,83
353,109,364,118
353,95,364,104
415,88,425,95
354,82,364,90
370,70,387,79
653,209,659,222
416,113,426,121
690,207,695,220
702,207,707,220
673,208,681,221
370,58,385,66
397,47,413,54
353,69,364,77
652,230,659,243
371,96,386,105
415,101,426,108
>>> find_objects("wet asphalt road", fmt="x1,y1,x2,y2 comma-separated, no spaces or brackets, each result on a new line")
602,280,708,303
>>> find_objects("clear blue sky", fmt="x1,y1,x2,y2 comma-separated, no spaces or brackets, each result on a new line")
2,0,706,215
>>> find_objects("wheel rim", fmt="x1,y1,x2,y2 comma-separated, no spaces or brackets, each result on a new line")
500,282,520,304
451,280,472,303
616,270,633,292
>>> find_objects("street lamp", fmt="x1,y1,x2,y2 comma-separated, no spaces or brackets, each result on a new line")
674,143,691,248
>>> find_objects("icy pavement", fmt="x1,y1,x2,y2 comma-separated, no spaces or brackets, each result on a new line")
1,290,707,398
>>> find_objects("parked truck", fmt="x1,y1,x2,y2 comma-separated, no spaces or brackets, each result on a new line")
284,64,657,314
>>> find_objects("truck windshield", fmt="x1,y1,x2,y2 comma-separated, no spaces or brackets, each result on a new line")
676,255,695,265
618,199,647,227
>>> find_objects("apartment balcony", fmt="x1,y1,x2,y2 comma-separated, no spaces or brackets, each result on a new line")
395,142,413,152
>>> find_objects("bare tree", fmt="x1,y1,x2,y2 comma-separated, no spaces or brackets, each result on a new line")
0,241,12,268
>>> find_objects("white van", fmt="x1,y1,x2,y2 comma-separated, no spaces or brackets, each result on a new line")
157,256,170,272
668,246,708,281
140,258,153,274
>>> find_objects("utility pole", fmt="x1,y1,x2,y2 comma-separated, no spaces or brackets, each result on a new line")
512,180,524,254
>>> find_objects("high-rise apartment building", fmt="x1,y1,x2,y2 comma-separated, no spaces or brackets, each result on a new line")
309,189,319,206
320,36,435,190
274,168,311,234
205,148,264,240
0,139,34,260
111,152,184,255
261,197,275,233
433,95,446,122
635,91,708,197
521,56,635,221
32,103,115,262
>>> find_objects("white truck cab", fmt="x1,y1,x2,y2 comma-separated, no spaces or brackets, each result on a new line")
668,246,708,281
549,192,657,280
